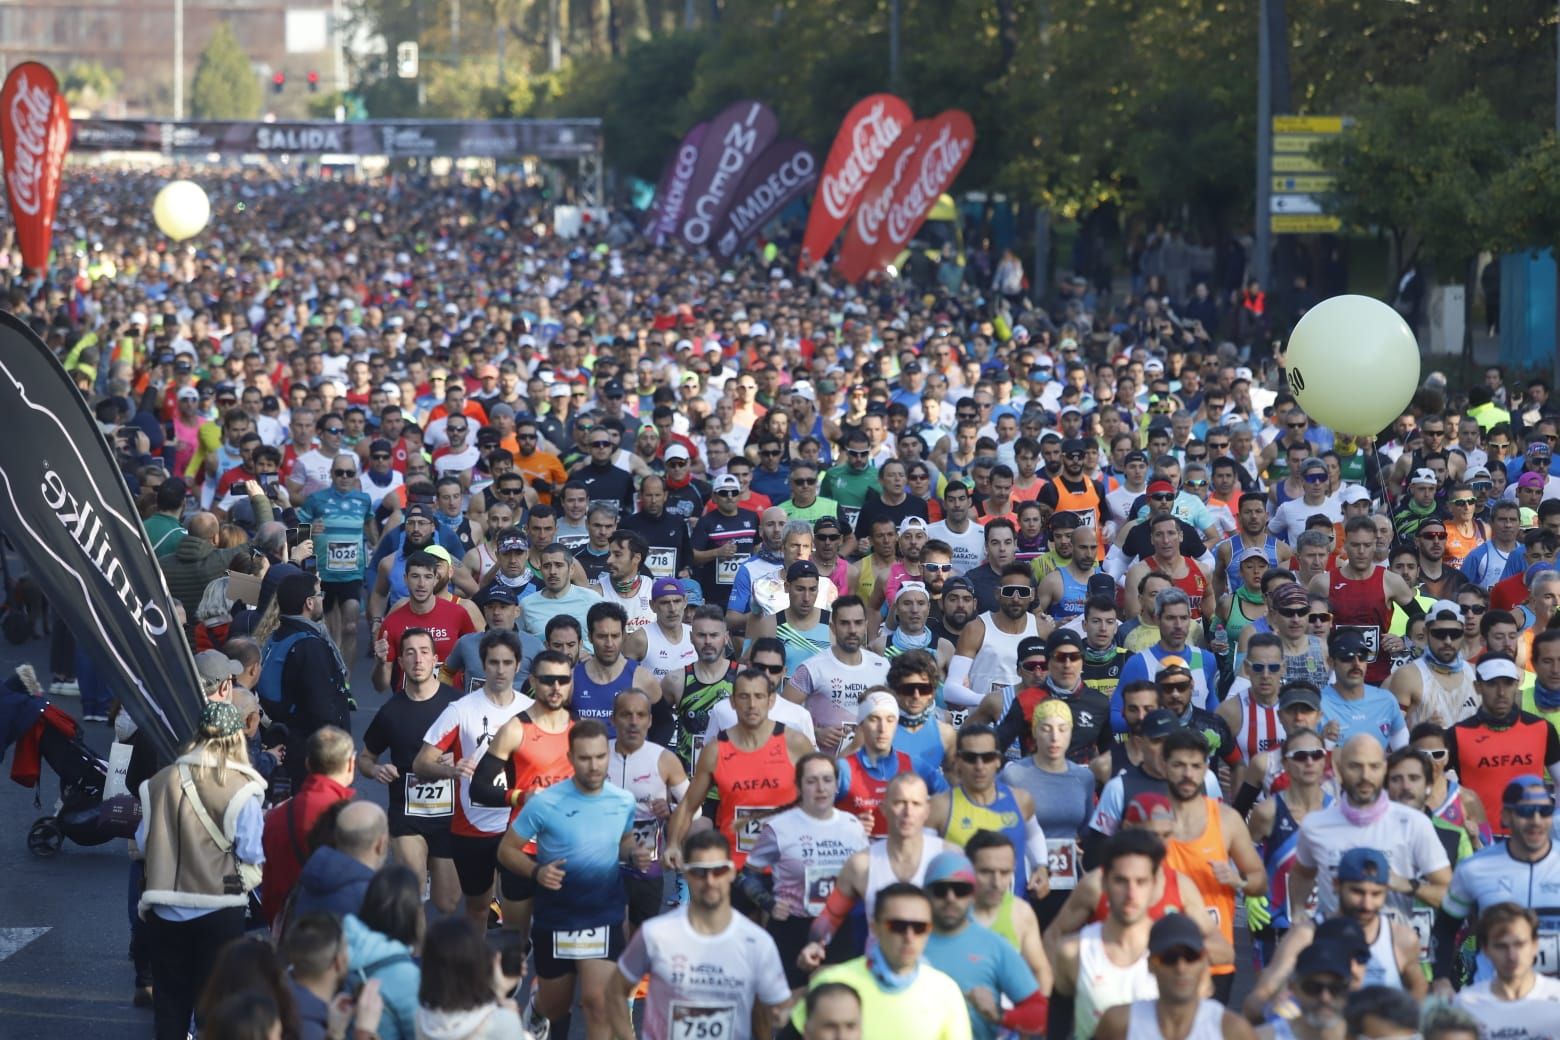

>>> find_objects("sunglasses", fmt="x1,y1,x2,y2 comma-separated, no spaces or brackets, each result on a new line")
922,562,952,572
1184,479,1208,489
322,426,344,435
895,682,935,696
1450,497,1477,507
1185,454,1207,463
847,449,870,458
686,861,735,878
815,532,841,542
370,452,392,460
1277,607,1309,619
1510,804,1556,820
667,458,688,466
1021,660,1048,673
1050,651,1082,664
1418,531,1447,541
1286,748,1327,762
1150,493,1176,502
497,487,524,496
928,882,975,899
958,750,1002,764
1461,603,1487,615
1303,473,1328,484
1332,650,1368,663
999,586,1033,599
760,450,782,458
332,469,357,477
590,440,613,448
518,433,538,440
1160,681,1192,694
1062,451,1085,460
1429,628,1463,641
1298,977,1348,998
1248,661,1283,674
533,674,571,686
882,919,931,936
1286,421,1308,429
792,477,817,485
715,490,739,498
1419,747,1448,761
1422,429,1446,437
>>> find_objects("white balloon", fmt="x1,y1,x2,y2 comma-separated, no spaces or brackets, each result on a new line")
152,180,211,242
1285,294,1420,436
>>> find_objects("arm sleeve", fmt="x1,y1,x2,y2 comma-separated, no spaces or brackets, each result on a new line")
996,942,1041,1005
994,699,1027,754
469,752,514,807
1025,817,1048,872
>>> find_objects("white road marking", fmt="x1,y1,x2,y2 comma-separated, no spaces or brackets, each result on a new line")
0,927,49,961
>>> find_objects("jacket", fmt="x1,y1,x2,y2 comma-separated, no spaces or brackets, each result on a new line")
275,615,351,772
414,1004,526,1040
345,914,420,1040
259,773,356,923
138,750,266,916
291,845,375,920
162,536,248,618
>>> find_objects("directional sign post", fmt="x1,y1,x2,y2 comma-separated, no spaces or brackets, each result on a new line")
1268,115,1346,234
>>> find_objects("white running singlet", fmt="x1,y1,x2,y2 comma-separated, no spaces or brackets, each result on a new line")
641,622,697,678
969,610,1040,698
1073,922,1157,1040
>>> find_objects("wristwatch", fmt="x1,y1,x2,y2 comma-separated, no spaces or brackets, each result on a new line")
1407,876,1422,898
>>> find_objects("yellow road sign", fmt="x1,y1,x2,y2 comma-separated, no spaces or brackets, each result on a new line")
1273,115,1345,134
1271,175,1336,193
1275,133,1340,153
1271,214,1342,234
1272,154,1327,173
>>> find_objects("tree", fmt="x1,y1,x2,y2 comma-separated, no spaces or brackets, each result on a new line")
189,24,262,119
62,62,122,113
1314,86,1513,359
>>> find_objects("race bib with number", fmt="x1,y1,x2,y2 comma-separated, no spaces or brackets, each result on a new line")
842,507,862,533
732,806,770,853
716,555,744,584
553,926,610,960
403,773,454,818
669,1002,736,1040
804,865,838,916
646,547,676,577
630,818,662,863
324,538,360,572
1046,839,1081,890
1411,906,1434,962
1286,882,1319,927
1335,624,1380,663
1537,932,1560,975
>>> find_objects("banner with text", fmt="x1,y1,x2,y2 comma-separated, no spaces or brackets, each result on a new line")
677,100,779,249
0,313,203,763
644,122,708,246
799,94,912,269
69,118,603,159
713,138,818,259
862,109,974,275
1,63,71,273
833,119,929,283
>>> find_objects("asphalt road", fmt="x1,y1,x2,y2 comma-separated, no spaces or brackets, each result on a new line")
0,618,393,1040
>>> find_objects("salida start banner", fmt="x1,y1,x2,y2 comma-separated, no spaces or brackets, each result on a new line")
799,93,911,270
0,313,205,762
0,62,71,273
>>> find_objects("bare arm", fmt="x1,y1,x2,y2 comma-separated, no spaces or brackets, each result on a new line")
665,742,718,869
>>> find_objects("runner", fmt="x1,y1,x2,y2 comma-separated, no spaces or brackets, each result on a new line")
690,474,759,610
298,451,374,667
930,724,1047,898
1000,699,1098,924
496,719,644,1040
740,753,870,985
1388,600,1480,727
357,628,462,915
1036,522,1102,620
412,629,535,926
595,529,655,638
372,550,480,692
607,688,689,934
1312,515,1424,686
519,543,605,646
638,577,696,679
836,690,931,837
786,597,891,756
747,560,833,674
1245,727,1332,960
886,649,956,785
869,580,953,673
1443,655,1560,837
947,564,1046,713
1124,514,1214,621
660,605,739,772
666,667,811,873
1453,903,1560,1037
572,602,660,730
1094,914,1256,1040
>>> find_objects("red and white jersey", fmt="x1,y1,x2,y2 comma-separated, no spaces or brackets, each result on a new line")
422,688,534,837
1228,681,1284,762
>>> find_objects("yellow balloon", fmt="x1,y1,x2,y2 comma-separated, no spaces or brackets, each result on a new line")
152,180,211,242
1285,294,1420,436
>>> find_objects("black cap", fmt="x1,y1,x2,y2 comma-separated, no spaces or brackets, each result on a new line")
902,360,922,374
1328,629,1369,657
1047,629,1084,655
369,438,393,454
1017,636,1049,661
1086,574,1117,599
813,516,843,535
1123,450,1149,466
1148,914,1205,956
474,584,520,607
786,560,821,582
1139,709,1179,740
403,502,436,522
602,380,625,398
1279,682,1323,712
1061,437,1091,455
941,575,975,598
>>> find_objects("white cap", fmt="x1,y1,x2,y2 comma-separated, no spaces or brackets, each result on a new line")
548,383,571,397
1426,599,1464,624
176,386,200,401
129,310,148,326
675,338,694,352
663,443,690,462
714,474,741,493
898,516,928,535
1234,366,1254,382
1144,357,1165,373
856,690,900,724
1339,485,1371,505
1476,657,1522,682
1410,468,1439,487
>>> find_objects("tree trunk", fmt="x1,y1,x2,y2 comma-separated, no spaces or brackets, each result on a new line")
1462,255,1477,363
995,0,1017,71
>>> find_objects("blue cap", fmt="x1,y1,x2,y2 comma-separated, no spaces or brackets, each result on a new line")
924,851,976,886
679,578,704,607
1337,847,1390,883
1502,774,1554,807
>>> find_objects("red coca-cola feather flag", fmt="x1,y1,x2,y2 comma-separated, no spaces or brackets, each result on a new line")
1,63,71,273
833,119,930,284
798,93,912,270
859,109,974,281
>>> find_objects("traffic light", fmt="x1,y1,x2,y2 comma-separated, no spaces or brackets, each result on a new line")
307,70,320,93
272,71,285,94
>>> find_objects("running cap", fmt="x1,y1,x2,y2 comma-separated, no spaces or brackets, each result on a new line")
1336,847,1390,883
1409,468,1439,487
651,577,685,600
1476,655,1522,682
1148,913,1205,956
1137,709,1180,740
1017,635,1049,662
1501,774,1554,807
1124,791,1174,824
923,850,977,886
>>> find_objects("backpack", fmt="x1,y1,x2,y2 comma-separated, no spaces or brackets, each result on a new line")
258,629,312,715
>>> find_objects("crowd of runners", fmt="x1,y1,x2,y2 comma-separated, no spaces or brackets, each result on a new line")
13,166,1560,1040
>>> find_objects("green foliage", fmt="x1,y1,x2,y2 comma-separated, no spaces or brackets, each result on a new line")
1490,133,1560,252
189,23,262,120
62,61,122,112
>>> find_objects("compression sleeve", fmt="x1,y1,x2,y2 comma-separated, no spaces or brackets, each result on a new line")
1401,597,1426,620
736,865,776,913
1025,816,1048,873
943,680,984,708
946,653,973,687
468,753,514,807
1233,780,1264,816
669,778,690,804
807,886,860,946
1001,991,1051,1034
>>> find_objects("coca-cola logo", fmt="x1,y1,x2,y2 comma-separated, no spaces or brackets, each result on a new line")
853,136,920,247
819,101,905,220
884,123,970,243
5,71,53,217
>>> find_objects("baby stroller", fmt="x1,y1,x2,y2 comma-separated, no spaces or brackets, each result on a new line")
0,665,138,855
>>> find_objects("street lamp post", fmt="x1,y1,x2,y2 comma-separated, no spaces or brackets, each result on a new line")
1253,0,1272,292
173,0,185,119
